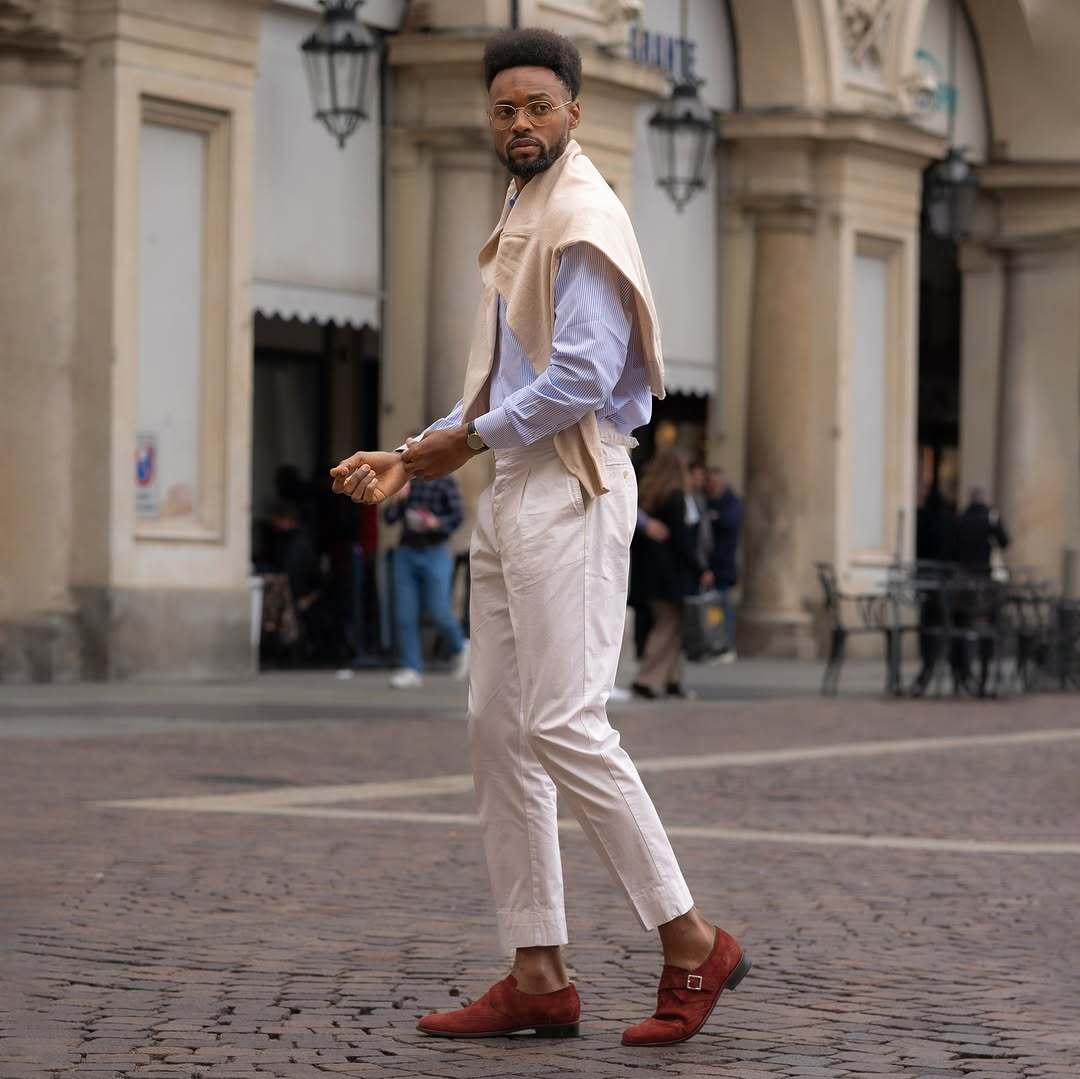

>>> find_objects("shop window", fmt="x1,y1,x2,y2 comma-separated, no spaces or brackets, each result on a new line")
134,98,230,540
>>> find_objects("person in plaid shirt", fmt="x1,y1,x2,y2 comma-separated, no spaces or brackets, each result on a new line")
383,474,468,688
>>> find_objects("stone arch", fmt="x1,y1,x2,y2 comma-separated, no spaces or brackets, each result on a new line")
726,0,831,110
726,0,1080,164
963,0,1080,161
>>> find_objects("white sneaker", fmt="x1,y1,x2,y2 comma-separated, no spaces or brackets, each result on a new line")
608,686,633,703
719,650,737,664
451,641,470,681
389,668,423,689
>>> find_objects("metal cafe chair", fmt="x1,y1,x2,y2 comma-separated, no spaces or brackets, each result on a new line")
1012,585,1080,692
815,561,896,696
935,573,1013,698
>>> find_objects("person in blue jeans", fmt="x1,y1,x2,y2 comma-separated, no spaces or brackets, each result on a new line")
384,474,469,688
705,467,743,660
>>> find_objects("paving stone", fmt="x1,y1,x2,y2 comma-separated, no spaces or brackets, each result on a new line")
2,683,1078,1079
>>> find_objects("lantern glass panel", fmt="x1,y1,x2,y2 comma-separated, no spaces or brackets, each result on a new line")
301,6,375,148
924,148,978,242
647,85,715,211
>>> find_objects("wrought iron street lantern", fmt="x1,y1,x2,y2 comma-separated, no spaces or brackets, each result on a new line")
301,0,377,149
646,0,715,212
925,146,979,242
648,80,715,212
922,0,978,242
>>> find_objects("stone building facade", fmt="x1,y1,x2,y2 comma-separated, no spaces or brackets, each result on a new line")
1,0,1077,679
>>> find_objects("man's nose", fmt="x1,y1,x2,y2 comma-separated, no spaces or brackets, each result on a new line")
510,109,534,134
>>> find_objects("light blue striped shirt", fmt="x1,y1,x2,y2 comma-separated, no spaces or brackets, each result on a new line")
425,242,653,448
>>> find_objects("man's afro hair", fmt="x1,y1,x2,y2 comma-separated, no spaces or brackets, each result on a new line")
483,28,582,100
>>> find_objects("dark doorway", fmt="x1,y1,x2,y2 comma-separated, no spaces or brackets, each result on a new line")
918,169,963,510
251,315,381,667
632,391,710,468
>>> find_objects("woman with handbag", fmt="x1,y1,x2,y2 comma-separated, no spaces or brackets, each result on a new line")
630,449,713,699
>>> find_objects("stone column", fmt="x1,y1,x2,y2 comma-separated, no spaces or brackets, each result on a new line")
738,201,817,656
382,131,435,453
958,243,1006,502
995,241,1080,585
0,32,82,681
426,140,508,426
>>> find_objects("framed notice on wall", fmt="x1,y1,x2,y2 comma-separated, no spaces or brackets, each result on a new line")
135,432,159,519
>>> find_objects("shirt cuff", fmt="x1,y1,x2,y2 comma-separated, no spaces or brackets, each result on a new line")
472,408,517,450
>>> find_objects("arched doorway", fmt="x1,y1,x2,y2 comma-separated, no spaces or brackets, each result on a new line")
914,0,989,523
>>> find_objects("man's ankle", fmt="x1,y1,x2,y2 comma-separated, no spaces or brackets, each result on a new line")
512,969,571,994
511,947,570,994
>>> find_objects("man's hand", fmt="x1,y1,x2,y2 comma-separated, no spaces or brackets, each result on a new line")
330,450,408,504
643,517,670,543
401,426,478,480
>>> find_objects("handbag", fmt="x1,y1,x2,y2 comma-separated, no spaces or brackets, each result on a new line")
683,589,727,661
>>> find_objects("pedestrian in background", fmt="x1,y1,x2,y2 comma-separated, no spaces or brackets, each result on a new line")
911,485,955,695
383,474,469,689
631,449,712,699
705,466,743,660
947,487,1010,695
688,461,714,583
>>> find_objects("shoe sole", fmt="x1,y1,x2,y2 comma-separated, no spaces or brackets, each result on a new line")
418,1021,579,1039
622,954,752,1048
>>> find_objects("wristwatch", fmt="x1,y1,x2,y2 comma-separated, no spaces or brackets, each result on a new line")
466,421,489,453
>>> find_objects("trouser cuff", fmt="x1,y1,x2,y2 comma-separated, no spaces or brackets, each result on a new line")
629,879,695,932
497,909,569,956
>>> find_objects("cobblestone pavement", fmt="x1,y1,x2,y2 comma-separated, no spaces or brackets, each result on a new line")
1,665,1078,1078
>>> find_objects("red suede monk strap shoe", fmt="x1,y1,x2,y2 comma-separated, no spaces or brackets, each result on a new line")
417,975,580,1039
622,927,750,1047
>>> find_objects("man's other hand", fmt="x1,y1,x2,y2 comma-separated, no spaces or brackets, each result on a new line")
401,426,477,479
643,517,670,543
330,450,408,504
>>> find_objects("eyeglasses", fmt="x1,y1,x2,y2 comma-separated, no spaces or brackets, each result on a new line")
488,99,574,131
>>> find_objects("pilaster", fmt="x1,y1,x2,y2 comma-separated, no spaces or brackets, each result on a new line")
960,166,1080,589
722,110,938,656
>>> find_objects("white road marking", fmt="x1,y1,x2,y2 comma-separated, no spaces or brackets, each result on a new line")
96,726,1080,856
98,802,1080,856
102,726,1080,812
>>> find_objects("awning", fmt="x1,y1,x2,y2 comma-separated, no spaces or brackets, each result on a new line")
251,279,379,329
253,7,382,330
662,359,716,398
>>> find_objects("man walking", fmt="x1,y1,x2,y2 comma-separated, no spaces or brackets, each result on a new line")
331,28,749,1047
383,474,469,689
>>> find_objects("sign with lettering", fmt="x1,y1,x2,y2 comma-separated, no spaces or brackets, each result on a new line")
628,25,698,82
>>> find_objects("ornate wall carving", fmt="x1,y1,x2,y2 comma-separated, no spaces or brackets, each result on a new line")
0,0,79,61
838,0,895,72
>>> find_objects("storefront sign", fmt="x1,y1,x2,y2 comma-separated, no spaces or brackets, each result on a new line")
628,25,698,82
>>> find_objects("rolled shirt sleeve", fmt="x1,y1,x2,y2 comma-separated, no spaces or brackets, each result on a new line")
423,399,464,436
473,244,633,449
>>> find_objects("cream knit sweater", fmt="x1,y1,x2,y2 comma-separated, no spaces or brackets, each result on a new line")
460,140,665,497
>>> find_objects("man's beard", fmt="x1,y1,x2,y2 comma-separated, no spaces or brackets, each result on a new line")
499,128,570,179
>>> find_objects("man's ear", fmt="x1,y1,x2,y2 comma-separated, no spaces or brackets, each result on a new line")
568,101,581,130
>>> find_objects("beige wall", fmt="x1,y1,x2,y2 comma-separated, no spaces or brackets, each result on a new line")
4,0,1080,677
2,0,263,679
0,67,79,623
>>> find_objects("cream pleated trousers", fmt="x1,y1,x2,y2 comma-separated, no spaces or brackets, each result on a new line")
468,425,694,954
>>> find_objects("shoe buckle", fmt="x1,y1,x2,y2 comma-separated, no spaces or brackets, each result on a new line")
686,974,703,991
